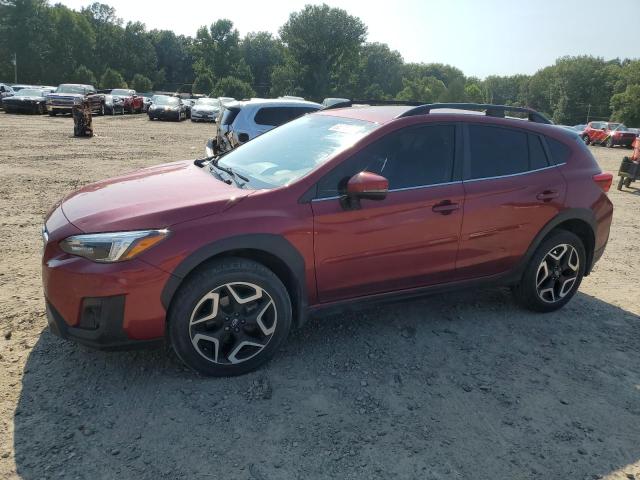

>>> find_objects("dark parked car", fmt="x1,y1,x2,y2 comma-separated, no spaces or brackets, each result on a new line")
183,98,196,119
147,95,187,121
42,103,613,377
46,84,105,116
2,87,48,114
110,88,144,113
104,94,125,115
0,83,15,109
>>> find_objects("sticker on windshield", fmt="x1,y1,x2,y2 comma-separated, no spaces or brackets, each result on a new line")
328,124,368,134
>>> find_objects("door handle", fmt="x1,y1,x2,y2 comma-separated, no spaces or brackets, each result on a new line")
432,200,459,215
536,190,559,202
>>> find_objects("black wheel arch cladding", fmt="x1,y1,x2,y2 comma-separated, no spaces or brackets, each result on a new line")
160,234,308,326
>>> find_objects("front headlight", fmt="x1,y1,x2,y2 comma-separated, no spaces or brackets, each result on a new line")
59,229,169,263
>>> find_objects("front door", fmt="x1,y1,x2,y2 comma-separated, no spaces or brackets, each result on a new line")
311,124,465,303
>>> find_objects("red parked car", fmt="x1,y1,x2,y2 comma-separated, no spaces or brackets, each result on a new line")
581,121,636,148
42,103,613,376
110,88,144,113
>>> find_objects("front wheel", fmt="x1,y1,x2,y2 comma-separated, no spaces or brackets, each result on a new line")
582,134,591,145
606,137,614,148
169,258,292,376
618,176,625,191
97,103,105,116
512,230,585,312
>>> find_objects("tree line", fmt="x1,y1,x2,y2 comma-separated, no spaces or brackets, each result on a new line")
1,1,640,126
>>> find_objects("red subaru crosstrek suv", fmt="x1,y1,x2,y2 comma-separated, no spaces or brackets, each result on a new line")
42,103,613,376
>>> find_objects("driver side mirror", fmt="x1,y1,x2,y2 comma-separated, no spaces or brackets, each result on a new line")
340,171,388,209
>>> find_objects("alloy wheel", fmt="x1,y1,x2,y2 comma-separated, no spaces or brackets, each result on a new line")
535,244,580,303
189,282,277,365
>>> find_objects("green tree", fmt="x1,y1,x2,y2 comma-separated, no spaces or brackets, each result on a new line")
100,67,127,88
396,76,446,103
193,19,241,80
212,76,255,99
193,72,214,95
149,30,194,89
241,32,284,96
357,42,403,98
269,58,304,97
69,65,97,85
464,83,484,103
279,4,367,99
131,73,152,92
611,84,640,126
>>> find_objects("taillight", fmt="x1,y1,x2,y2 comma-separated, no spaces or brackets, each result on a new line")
593,172,613,192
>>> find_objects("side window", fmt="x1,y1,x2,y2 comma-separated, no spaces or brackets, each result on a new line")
254,107,318,126
317,125,456,198
468,125,528,179
546,137,571,165
528,134,549,170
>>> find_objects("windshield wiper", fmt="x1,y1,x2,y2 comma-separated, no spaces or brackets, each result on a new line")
211,157,250,183
194,154,249,186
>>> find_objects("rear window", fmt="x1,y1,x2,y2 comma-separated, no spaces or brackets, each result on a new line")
529,134,550,170
221,107,241,126
254,106,318,126
546,137,571,165
468,125,529,179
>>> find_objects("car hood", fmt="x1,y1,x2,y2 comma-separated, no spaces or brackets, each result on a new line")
48,93,84,98
193,106,217,112
5,95,44,101
60,160,250,232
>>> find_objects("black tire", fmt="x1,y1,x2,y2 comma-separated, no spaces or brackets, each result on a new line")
606,137,614,148
48,111,56,117
617,176,625,191
582,134,590,145
168,257,292,376
512,230,586,313
97,102,105,116
624,177,632,188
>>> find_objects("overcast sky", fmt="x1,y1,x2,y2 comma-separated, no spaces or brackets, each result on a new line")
57,0,640,78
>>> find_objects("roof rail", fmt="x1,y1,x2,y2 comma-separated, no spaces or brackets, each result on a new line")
321,99,424,111
396,103,552,124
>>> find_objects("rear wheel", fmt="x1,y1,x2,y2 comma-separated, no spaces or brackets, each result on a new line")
618,176,625,191
624,177,632,188
512,230,585,312
169,258,292,376
48,111,56,117
606,137,614,148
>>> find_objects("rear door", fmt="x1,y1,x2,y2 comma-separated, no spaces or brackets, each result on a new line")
312,123,465,302
456,124,566,279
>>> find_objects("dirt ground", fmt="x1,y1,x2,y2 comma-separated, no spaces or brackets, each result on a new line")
0,112,639,480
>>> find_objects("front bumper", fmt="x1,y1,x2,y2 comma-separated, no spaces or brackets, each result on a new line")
42,207,170,349
191,110,216,121
46,297,161,350
4,102,42,112
612,136,635,147
148,109,180,120
47,105,73,113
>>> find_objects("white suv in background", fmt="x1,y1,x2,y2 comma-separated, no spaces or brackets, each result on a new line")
207,98,321,155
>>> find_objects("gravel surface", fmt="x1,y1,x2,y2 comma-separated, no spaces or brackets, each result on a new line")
0,112,639,480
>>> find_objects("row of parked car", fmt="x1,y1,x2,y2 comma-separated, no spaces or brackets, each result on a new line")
560,122,639,148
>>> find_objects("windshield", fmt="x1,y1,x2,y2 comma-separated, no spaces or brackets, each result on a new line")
154,96,179,106
111,89,132,96
608,123,627,131
56,85,87,94
18,89,43,97
196,98,218,106
218,114,378,188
